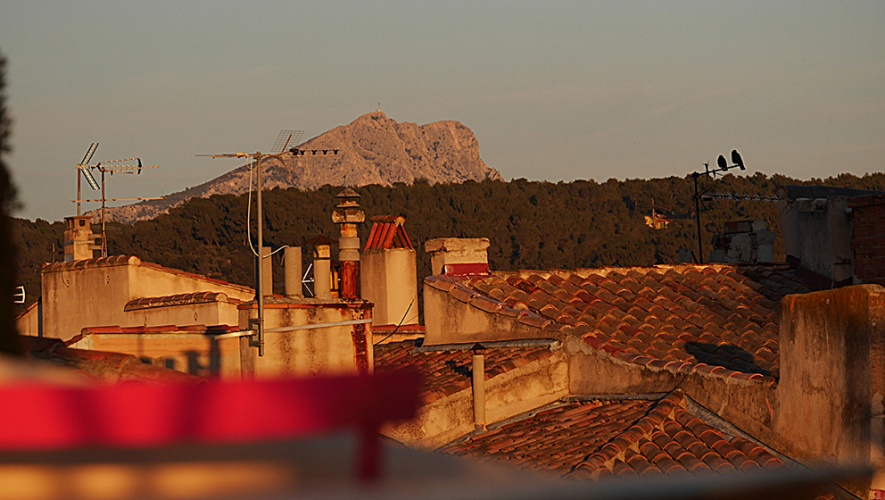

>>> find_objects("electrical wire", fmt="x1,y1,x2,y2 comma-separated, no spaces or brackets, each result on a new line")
244,157,289,260
373,297,416,346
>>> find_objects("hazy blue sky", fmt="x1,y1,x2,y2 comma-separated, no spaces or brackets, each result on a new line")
1,1,883,221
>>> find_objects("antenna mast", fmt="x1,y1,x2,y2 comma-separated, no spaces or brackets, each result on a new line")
74,144,161,256
688,150,746,264
197,129,339,357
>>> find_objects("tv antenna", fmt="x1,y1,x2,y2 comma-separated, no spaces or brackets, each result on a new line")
270,130,303,154
689,149,746,264
197,129,339,357
74,143,162,256
701,193,779,203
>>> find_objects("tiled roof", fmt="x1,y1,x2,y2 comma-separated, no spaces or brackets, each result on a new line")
74,324,238,338
42,255,136,272
444,391,784,478
124,292,240,311
374,340,555,404
21,336,202,384
427,265,811,380
364,215,414,251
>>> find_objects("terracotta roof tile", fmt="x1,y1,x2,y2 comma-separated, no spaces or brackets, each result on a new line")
445,390,787,481
76,324,237,337
21,336,203,384
364,216,414,251
42,255,137,272
432,265,810,380
124,292,239,311
373,340,556,404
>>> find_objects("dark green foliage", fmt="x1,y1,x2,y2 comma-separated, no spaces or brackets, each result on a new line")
12,172,885,318
0,51,23,354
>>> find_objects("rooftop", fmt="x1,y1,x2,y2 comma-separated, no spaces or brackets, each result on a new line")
124,292,241,312
41,255,254,295
374,340,556,404
426,264,812,381
444,391,781,477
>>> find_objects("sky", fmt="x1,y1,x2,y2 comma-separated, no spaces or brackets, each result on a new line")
1,1,883,222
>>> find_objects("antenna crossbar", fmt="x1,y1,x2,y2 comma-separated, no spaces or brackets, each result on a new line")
198,129,339,359
271,130,304,153
72,143,162,257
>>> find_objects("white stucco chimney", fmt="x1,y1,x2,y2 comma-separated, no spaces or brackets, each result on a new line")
424,238,490,276
63,216,101,262
312,240,332,300
284,246,302,298
361,216,419,327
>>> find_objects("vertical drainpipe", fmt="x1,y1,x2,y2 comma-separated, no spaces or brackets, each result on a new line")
472,343,486,431
332,188,365,300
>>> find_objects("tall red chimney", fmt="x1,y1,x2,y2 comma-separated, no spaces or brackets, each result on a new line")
332,188,365,300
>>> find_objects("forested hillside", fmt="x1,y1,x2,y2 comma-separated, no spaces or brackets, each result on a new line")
13,172,885,311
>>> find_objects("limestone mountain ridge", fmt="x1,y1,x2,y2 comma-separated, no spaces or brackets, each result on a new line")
96,111,503,224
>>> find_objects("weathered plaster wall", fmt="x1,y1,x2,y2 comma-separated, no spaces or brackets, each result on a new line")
384,386,474,450
128,265,254,303
42,262,132,341
775,285,885,495
565,336,777,444
238,301,373,378
15,301,40,337
385,350,569,449
126,301,238,330
779,197,854,283
38,258,253,341
423,285,548,345
485,349,570,425
361,249,419,326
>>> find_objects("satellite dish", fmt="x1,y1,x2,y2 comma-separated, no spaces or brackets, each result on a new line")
732,149,745,170
717,155,727,171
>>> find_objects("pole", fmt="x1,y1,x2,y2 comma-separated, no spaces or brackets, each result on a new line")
255,154,265,357
693,172,703,264
77,168,82,217
101,168,107,258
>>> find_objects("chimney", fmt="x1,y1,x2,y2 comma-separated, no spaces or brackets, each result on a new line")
284,246,303,298
63,216,101,262
332,188,365,300
424,238,491,276
775,284,885,496
361,216,419,326
313,241,333,300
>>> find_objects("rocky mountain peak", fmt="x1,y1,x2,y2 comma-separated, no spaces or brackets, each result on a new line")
95,113,502,224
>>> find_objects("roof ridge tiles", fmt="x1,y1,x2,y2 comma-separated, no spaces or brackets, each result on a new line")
42,255,139,273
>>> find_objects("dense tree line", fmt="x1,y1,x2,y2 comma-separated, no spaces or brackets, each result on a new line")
12,172,885,313
1,50,23,354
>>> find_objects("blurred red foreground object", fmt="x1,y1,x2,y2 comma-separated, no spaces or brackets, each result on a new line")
0,370,421,482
